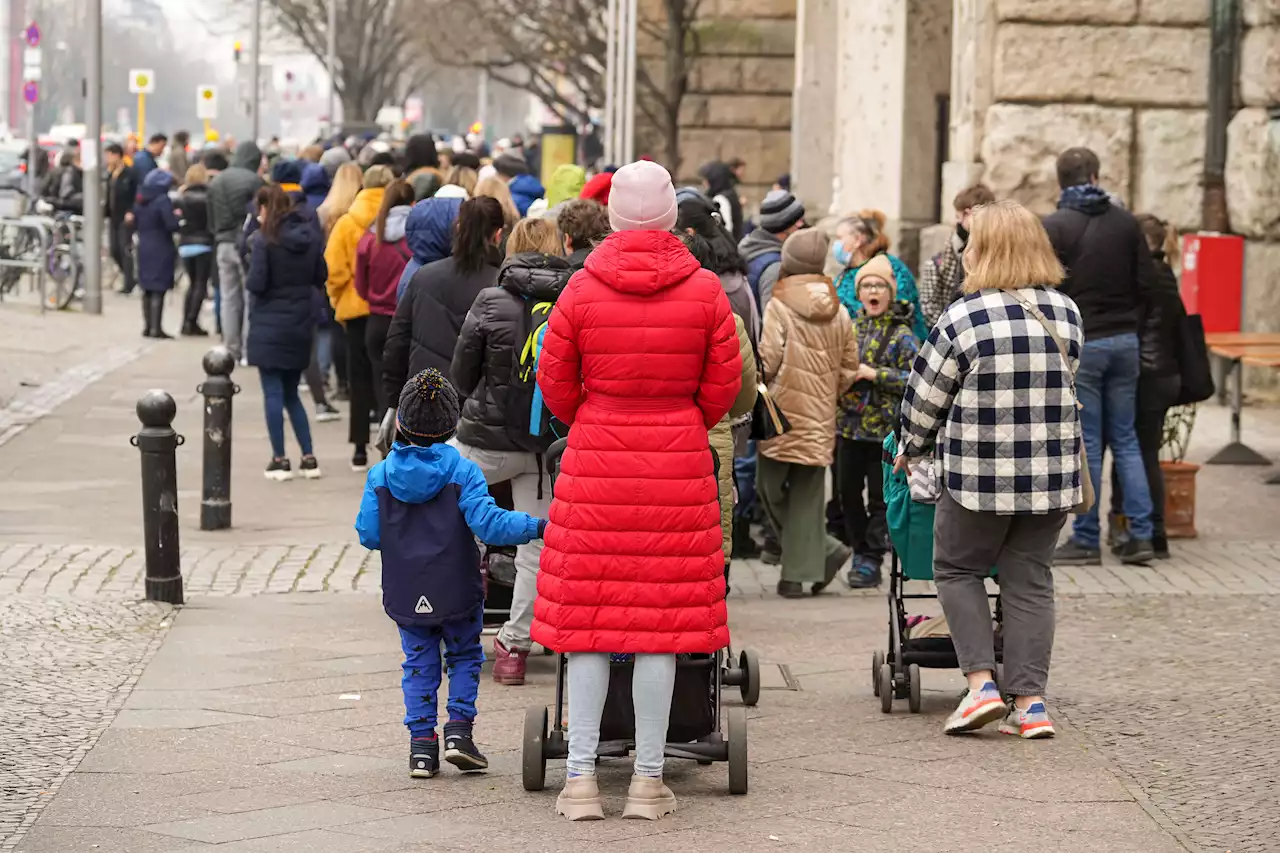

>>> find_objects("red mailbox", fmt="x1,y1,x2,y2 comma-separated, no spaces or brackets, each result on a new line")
1180,232,1244,333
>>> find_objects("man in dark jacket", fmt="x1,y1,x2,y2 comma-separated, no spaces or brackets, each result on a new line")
104,143,138,294
207,141,264,360
1043,147,1161,567
132,133,166,183
738,189,805,312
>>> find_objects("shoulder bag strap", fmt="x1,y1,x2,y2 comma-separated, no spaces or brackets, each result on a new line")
1010,290,1079,407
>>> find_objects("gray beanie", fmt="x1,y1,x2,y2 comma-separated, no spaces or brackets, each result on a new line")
781,228,830,277
319,146,352,178
397,369,460,445
759,189,805,234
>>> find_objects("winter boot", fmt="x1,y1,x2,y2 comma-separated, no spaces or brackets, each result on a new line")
622,775,677,820
443,721,488,771
555,775,605,821
409,734,439,778
148,292,172,340
492,638,528,686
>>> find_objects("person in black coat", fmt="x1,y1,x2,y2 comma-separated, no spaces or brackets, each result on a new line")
176,163,215,336
245,185,327,481
104,144,138,294
381,197,506,414
1107,215,1188,560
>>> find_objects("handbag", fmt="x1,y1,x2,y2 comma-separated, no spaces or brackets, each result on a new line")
1010,291,1095,515
1174,312,1215,405
748,379,792,441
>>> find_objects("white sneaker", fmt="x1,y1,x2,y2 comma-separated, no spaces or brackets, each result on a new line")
999,702,1056,739
943,681,1006,734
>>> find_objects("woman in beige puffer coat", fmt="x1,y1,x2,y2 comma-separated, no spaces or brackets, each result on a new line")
757,228,858,597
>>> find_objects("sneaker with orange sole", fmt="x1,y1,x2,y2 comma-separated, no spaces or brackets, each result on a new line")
999,702,1056,739
943,681,1007,735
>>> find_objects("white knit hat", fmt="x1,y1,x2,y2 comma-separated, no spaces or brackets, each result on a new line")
608,160,678,232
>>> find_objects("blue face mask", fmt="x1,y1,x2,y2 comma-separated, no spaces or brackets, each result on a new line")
832,239,851,267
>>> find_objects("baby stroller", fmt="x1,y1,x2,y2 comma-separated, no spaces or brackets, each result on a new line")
874,432,1002,713
522,438,750,795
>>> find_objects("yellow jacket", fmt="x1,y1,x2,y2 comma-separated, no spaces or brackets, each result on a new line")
325,187,384,322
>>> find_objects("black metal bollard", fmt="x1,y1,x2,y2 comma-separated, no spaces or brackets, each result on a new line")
198,347,239,530
132,390,185,605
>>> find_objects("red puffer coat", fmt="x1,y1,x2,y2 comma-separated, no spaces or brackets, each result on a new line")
531,230,743,654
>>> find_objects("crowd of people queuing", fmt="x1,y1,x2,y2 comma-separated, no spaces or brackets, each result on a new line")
72,123,1204,811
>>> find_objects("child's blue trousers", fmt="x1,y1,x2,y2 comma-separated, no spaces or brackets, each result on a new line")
397,609,484,737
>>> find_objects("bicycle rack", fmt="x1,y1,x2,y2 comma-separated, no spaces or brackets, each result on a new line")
0,215,55,313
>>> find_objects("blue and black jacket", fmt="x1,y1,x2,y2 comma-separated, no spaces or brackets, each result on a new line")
356,442,542,628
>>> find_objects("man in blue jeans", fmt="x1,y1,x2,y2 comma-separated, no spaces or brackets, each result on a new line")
1042,147,1160,565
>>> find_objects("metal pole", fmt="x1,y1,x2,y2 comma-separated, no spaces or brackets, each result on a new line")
604,0,617,165
132,390,185,605
198,348,238,530
614,0,628,164
82,0,103,315
326,0,336,135
1203,0,1239,233
26,104,37,201
623,0,637,163
478,68,489,139
251,0,261,142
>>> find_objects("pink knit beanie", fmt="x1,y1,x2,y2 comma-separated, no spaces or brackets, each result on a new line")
608,160,678,232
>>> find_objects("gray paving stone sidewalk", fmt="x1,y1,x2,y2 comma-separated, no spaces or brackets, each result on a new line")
7,596,1194,853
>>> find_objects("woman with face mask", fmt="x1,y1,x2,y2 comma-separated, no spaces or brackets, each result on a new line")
831,210,928,342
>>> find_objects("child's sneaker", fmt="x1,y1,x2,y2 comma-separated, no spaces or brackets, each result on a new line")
264,458,293,481
943,681,1006,734
443,721,488,771
999,701,1056,739
299,455,322,480
846,556,883,589
409,734,439,778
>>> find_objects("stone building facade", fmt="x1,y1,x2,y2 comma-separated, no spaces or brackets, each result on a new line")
635,0,796,206
791,0,1280,388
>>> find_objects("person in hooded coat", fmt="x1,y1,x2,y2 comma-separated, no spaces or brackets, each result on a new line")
300,162,331,212
543,164,586,216
355,179,415,415
208,140,265,360
134,169,181,338
246,185,327,481
394,196,463,303
532,161,741,822
327,165,393,470
450,218,573,687
382,198,504,410
699,160,744,242
508,173,545,217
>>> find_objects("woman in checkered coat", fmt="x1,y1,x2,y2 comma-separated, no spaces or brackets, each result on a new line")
898,199,1085,741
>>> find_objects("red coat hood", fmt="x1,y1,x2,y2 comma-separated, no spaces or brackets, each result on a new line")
583,230,700,296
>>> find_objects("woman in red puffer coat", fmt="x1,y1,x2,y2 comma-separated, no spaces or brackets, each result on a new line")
532,161,742,822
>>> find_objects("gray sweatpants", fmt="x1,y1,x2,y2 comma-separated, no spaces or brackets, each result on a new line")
216,243,248,360
933,489,1067,697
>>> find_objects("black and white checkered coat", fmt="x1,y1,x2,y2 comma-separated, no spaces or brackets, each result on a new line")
900,287,1085,514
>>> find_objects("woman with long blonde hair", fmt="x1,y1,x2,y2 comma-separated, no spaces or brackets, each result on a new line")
317,162,363,237
473,176,520,229
898,199,1084,741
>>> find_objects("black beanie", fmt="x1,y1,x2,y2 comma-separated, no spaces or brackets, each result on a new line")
397,369,460,445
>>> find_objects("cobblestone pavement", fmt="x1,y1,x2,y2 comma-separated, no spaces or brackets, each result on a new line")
2,539,1279,600
0,595,172,849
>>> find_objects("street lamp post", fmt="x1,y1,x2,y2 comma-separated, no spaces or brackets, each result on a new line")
82,0,103,314
251,0,261,142
326,0,336,136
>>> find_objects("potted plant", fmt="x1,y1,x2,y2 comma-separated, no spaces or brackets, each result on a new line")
1160,405,1199,538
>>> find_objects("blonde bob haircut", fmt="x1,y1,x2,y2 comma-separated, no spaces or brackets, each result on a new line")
506,218,563,258
963,199,1065,293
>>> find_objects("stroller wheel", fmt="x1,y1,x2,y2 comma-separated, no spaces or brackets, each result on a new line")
727,706,748,795
907,664,922,713
878,664,894,714
871,651,885,696
522,706,548,791
739,649,761,707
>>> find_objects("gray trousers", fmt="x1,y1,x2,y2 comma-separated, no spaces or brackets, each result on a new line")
216,243,248,360
933,489,1067,697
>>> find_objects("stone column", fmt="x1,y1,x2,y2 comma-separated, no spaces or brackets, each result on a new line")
939,0,997,224
831,0,952,268
790,0,839,216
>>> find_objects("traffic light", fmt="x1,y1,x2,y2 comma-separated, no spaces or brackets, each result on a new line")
233,41,242,63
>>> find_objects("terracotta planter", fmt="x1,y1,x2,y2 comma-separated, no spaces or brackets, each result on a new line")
1161,461,1199,539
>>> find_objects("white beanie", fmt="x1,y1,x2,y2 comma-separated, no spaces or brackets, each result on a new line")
608,160,678,232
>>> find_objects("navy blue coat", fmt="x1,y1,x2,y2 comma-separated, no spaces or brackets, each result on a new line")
134,170,179,293
246,211,328,372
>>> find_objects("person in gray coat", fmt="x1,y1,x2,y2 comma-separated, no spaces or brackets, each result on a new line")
207,141,264,360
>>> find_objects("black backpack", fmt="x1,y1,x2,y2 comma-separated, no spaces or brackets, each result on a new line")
502,295,561,454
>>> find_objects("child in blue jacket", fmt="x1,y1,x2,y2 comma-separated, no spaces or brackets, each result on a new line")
356,368,546,779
